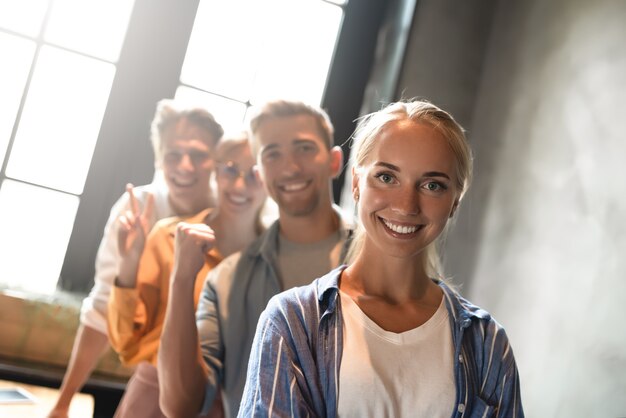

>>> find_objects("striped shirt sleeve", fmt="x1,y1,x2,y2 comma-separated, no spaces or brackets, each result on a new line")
238,296,318,418
477,319,524,418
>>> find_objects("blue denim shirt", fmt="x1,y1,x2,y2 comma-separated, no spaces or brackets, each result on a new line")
239,266,524,418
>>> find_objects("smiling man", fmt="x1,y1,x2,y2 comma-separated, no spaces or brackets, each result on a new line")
47,99,222,418
159,114,219,215
158,100,353,418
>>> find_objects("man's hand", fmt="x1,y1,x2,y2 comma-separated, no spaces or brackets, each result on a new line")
171,221,216,284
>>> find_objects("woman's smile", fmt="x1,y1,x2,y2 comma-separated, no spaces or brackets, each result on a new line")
379,216,423,237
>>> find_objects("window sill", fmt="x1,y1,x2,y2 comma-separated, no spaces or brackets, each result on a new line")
0,289,132,382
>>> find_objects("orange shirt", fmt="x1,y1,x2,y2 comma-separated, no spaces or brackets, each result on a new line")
108,208,221,366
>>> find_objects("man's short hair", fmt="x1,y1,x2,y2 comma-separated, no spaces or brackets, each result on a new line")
150,99,224,164
247,100,334,155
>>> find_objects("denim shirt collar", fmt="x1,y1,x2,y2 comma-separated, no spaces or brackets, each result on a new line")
315,265,345,321
314,265,491,327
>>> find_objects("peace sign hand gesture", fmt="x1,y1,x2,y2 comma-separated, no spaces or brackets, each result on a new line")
116,183,155,288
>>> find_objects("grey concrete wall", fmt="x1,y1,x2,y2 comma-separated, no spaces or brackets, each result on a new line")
447,0,626,416
342,0,498,209
346,0,625,413
396,0,498,129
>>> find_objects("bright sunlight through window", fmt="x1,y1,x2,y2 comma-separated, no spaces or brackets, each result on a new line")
181,0,343,107
0,0,49,38
0,0,343,295
0,180,79,295
44,0,135,61
0,33,35,166
6,46,115,195
0,0,135,294
175,86,249,133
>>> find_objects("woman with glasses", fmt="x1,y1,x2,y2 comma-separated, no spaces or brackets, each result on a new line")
108,131,268,418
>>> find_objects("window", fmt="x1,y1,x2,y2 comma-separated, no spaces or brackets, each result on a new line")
1,0,386,295
174,0,343,131
0,0,135,294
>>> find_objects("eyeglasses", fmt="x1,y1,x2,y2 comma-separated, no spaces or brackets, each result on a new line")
216,161,259,187
163,149,212,165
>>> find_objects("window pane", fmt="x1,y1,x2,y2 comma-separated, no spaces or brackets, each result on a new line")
0,0,49,38
0,33,36,166
250,0,343,106
175,86,248,133
44,0,135,62
0,180,79,295
182,0,342,106
181,0,265,102
6,46,115,195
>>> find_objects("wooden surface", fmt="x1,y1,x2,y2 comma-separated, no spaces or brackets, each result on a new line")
0,379,94,418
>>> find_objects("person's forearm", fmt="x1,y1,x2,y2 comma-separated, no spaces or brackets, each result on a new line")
48,324,109,416
115,253,141,288
158,273,207,417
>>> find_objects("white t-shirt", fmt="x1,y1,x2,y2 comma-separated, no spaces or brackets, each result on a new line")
337,290,456,418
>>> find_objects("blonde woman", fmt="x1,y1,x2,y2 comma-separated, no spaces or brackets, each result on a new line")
239,100,524,417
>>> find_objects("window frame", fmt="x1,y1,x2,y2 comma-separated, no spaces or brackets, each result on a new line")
22,0,390,293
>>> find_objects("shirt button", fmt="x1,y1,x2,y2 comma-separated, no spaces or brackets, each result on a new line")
458,403,465,413
458,355,464,363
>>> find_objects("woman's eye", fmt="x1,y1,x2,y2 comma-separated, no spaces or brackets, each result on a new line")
423,182,447,192
375,173,395,184
225,166,240,178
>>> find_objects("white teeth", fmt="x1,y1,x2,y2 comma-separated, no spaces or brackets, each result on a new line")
382,219,418,234
282,182,308,192
172,178,195,187
228,194,248,204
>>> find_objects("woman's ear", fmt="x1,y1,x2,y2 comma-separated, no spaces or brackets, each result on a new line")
449,199,459,218
329,146,344,179
351,166,360,202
